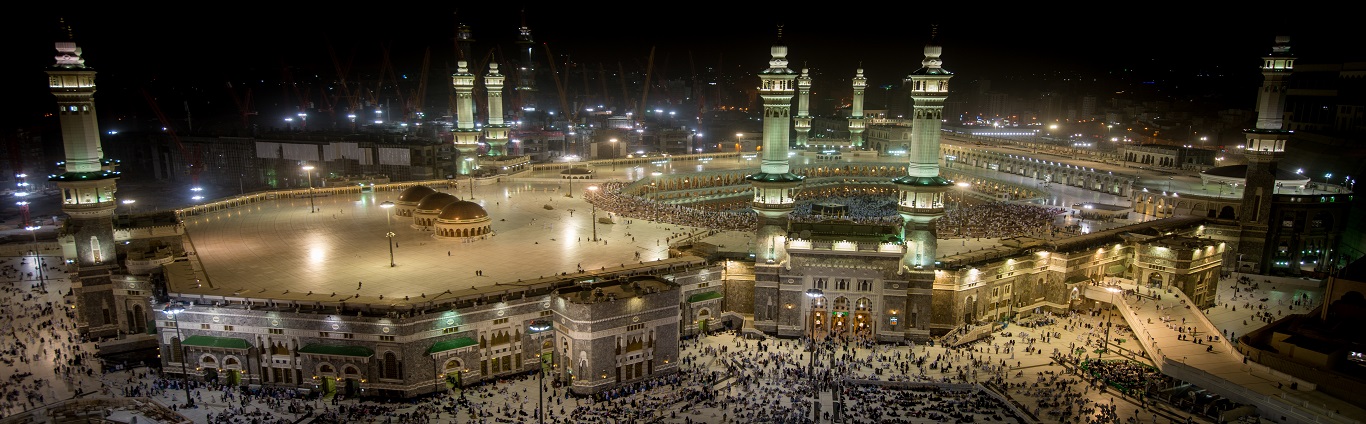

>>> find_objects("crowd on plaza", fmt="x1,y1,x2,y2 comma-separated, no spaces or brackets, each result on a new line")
590,182,1071,242
585,182,758,231
1210,274,1324,345
940,201,1069,239
1079,359,1169,396
0,254,102,417
789,195,901,225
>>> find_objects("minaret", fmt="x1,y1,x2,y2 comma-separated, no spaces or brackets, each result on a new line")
48,29,122,339
747,27,803,262
893,26,953,273
748,27,804,338
746,27,804,229
794,68,812,149
483,62,509,156
848,66,867,148
1237,36,1295,274
48,35,120,267
452,60,480,175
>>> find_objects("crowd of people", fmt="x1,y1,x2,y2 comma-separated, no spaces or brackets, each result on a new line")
940,201,1068,239
590,182,1073,242
585,181,758,231
0,253,104,416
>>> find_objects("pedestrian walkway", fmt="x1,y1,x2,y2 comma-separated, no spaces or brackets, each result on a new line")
1083,280,1365,424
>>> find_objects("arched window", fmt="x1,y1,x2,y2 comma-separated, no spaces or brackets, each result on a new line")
383,351,401,379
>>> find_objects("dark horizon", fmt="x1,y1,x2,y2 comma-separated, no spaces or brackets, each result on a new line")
5,7,1364,132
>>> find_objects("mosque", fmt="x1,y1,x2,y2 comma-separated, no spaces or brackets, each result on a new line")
41,27,1355,399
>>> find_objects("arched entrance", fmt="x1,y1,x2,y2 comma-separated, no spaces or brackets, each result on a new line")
443,359,464,389
317,364,337,394
200,355,219,382
964,296,977,324
342,365,362,397
696,309,711,335
223,357,242,386
1146,272,1164,289
809,295,827,340
832,297,850,339
853,297,874,339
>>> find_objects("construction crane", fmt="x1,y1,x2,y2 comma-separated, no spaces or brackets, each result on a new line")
408,47,431,121
225,81,257,132
281,63,313,129
543,42,577,127
637,46,656,126
328,42,364,130
376,44,413,122
142,89,202,185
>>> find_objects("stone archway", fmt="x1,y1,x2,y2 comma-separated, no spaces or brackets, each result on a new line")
443,358,464,388
1147,272,1164,288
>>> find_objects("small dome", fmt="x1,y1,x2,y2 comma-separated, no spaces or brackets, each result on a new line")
439,200,488,220
416,192,459,211
398,185,437,203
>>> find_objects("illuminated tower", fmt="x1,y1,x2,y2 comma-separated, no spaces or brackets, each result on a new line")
455,22,475,65
892,26,953,274
453,60,480,175
848,66,867,148
47,33,122,338
1237,36,1294,274
794,68,812,149
748,28,804,338
513,11,538,123
747,27,803,263
484,62,509,156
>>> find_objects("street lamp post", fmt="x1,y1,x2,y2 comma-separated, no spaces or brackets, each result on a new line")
529,320,552,424
586,186,599,241
386,231,396,267
735,133,743,162
463,157,476,200
380,201,394,227
164,305,195,408
122,199,136,215
302,165,316,213
1104,287,1120,355
956,182,971,237
804,288,824,421
25,225,44,289
609,138,618,171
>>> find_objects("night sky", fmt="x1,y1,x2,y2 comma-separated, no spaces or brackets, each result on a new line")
4,6,1363,132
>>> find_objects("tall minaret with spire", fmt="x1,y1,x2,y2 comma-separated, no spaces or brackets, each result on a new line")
48,25,123,338
484,62,509,156
452,60,480,175
848,66,867,148
748,27,804,336
892,26,952,338
793,68,813,149
1237,36,1295,274
747,26,804,227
